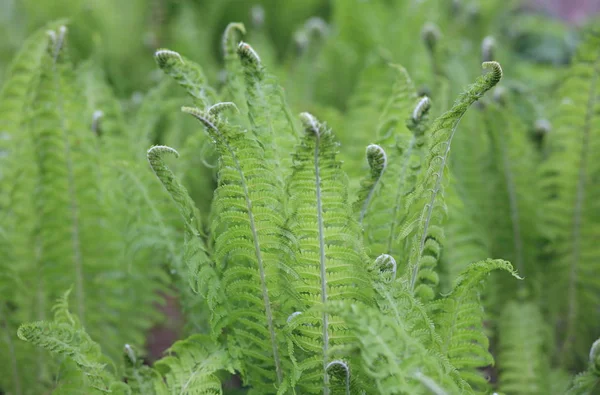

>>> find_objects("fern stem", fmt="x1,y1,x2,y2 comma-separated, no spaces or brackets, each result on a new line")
313,127,330,395
562,52,600,362
0,303,21,395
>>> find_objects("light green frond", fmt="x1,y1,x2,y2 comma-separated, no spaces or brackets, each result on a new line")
287,112,373,394
153,335,233,395
154,48,217,108
429,259,519,391
183,105,294,392
497,301,551,395
402,62,503,301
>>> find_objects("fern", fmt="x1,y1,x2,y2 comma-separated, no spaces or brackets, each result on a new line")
566,338,600,395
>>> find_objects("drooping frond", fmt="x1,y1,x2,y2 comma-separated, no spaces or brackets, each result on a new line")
496,301,550,395
221,22,248,118
566,338,600,395
402,62,503,301
153,334,234,395
17,290,126,393
147,145,218,308
286,112,373,393
539,29,600,366
183,105,294,392
429,259,519,391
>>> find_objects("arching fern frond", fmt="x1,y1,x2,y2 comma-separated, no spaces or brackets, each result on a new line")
17,290,126,393
402,61,503,301
429,259,519,391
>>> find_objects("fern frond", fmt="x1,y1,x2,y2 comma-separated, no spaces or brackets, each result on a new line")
147,145,217,306
355,144,387,224
287,112,372,393
403,62,503,300
153,334,233,395
539,29,600,366
154,49,217,108
429,259,519,391
183,105,294,391
497,301,550,395
237,41,297,175
17,291,124,393
327,302,464,395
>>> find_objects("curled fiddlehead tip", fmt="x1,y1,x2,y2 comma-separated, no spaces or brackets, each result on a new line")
147,145,180,161
154,49,184,68
412,96,432,121
182,106,218,132
91,110,104,135
481,36,496,63
286,311,303,324
299,112,321,136
222,22,246,53
251,5,265,27
482,61,503,85
207,102,239,117
326,360,351,395
421,22,441,51
374,253,397,281
237,41,261,65
47,25,68,60
366,144,387,174
294,17,329,51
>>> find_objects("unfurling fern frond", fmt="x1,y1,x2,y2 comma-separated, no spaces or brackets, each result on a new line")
429,259,520,391
153,334,234,395
566,338,600,395
17,290,127,394
183,105,294,392
237,41,297,175
147,145,218,307
154,49,217,108
402,61,503,301
287,112,373,394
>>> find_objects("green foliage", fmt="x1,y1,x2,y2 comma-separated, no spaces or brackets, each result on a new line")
2,2,600,395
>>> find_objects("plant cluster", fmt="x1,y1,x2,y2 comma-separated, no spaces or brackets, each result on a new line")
1,1,600,394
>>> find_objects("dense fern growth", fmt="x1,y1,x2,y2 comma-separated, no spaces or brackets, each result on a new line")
4,2,600,395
